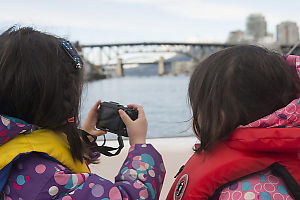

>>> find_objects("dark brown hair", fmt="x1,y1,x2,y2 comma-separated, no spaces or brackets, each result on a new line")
189,45,300,152
0,27,85,162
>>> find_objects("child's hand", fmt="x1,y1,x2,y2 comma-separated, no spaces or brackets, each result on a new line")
119,104,147,146
82,100,107,141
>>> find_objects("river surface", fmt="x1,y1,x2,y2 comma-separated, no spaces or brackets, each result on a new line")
80,76,194,139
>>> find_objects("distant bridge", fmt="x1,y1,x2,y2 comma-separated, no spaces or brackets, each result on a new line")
79,42,300,76
81,42,233,48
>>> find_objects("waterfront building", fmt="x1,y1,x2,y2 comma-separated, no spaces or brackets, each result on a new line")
246,14,267,41
277,21,299,45
227,30,245,43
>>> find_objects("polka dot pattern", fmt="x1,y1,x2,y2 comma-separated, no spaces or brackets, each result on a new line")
91,184,104,197
48,186,59,196
139,189,149,199
35,164,46,174
61,196,72,200
260,174,266,183
277,185,288,195
244,192,255,199
241,182,252,191
109,187,122,200
0,114,33,145
2,143,164,200
260,192,271,200
229,182,238,190
16,175,26,185
220,169,294,200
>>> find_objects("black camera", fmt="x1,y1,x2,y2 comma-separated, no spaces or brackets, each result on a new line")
96,102,138,137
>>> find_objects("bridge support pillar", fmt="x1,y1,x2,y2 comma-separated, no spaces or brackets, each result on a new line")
116,58,124,77
158,56,165,76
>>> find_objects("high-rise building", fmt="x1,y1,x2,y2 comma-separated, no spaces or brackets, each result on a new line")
277,21,299,45
227,30,245,43
246,14,267,41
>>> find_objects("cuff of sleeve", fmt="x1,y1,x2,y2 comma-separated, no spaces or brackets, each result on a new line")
129,143,163,159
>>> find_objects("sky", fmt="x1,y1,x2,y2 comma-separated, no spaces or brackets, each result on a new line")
0,0,300,45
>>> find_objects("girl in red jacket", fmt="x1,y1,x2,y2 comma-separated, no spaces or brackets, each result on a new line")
168,45,300,200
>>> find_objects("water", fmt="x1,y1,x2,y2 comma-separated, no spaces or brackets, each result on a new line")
80,76,194,139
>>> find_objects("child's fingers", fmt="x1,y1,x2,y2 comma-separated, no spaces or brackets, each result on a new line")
93,100,101,110
119,109,133,125
88,100,101,116
92,130,107,136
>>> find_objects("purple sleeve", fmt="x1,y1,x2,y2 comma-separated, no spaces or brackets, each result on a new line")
56,144,165,200
219,169,294,200
3,144,165,200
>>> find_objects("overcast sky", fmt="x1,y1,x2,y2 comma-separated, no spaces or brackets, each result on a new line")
1,0,300,44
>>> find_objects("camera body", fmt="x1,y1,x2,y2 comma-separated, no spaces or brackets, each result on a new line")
96,102,138,137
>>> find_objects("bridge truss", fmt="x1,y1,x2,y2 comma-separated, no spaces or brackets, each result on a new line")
80,42,234,67
78,42,300,76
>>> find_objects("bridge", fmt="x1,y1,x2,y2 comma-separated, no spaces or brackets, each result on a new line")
79,42,300,77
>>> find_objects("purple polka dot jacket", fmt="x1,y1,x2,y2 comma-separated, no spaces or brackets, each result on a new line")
0,115,166,200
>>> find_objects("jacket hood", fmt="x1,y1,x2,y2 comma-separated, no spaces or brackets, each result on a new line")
0,115,34,145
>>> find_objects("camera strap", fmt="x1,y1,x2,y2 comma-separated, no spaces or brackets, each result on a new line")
80,129,124,157
95,133,124,157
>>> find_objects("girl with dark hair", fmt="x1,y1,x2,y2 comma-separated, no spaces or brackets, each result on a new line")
168,45,300,199
0,27,165,199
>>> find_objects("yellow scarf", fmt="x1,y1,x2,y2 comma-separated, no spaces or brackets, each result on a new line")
0,129,90,173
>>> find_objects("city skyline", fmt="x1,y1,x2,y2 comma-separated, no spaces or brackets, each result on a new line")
227,14,299,45
0,0,300,44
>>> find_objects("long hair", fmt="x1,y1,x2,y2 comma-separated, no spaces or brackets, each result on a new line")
189,45,300,152
0,27,85,162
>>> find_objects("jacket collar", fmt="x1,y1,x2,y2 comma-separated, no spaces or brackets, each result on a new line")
0,115,34,145
228,128,300,152
240,98,300,129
